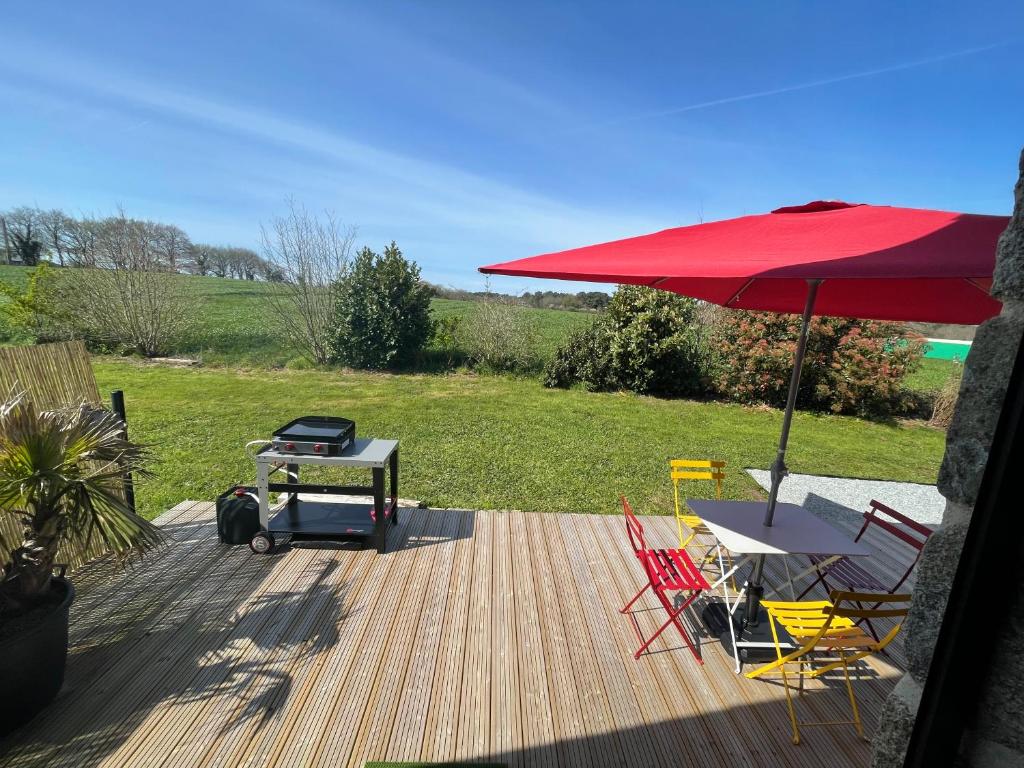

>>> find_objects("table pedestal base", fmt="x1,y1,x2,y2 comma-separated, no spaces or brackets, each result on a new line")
723,606,781,664
703,600,789,666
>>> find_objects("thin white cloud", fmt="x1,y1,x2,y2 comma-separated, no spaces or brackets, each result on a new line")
0,35,669,251
589,40,1014,128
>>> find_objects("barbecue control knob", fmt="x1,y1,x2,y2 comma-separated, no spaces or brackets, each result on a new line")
314,443,323,453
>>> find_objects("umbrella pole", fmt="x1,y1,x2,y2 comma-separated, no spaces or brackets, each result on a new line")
764,278,821,526
744,278,821,628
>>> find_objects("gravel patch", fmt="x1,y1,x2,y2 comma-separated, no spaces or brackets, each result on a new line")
746,469,945,526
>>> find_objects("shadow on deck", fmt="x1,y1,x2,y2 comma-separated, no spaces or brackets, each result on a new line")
0,502,906,768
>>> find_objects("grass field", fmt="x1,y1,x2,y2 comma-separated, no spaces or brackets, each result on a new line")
3,264,951,520
94,359,947,520
2,264,958,384
904,357,960,394
170,276,590,367
0,265,591,367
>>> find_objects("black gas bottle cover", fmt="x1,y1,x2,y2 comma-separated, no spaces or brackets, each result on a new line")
216,486,261,545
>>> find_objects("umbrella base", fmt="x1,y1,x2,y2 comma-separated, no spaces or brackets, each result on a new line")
704,602,792,665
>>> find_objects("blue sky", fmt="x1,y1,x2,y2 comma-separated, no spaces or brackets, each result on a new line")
0,1,1021,293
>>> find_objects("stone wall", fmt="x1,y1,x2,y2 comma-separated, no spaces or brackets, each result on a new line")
871,150,1024,766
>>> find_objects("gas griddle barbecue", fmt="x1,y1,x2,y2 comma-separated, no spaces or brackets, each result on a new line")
271,416,355,456
249,419,399,555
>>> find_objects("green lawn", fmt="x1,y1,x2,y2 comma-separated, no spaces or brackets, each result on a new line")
904,357,960,394
0,265,32,345
94,360,946,520
427,297,592,363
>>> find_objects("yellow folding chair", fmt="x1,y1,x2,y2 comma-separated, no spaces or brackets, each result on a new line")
745,590,911,745
670,459,725,549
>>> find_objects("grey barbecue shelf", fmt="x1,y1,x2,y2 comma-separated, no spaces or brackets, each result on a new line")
253,437,399,554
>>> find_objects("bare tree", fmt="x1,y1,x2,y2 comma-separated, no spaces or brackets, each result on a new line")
187,244,270,280
260,201,354,364
225,247,262,280
259,259,286,282
207,245,232,277
0,215,10,265
65,215,102,266
189,244,212,276
0,207,45,264
58,210,194,356
38,209,75,266
152,223,193,272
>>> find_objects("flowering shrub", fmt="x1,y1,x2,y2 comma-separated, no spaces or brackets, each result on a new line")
710,311,926,418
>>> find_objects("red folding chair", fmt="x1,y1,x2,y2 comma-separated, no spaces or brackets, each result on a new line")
619,496,710,663
797,499,932,638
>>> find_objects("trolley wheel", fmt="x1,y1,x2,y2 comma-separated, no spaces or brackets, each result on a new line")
249,531,275,554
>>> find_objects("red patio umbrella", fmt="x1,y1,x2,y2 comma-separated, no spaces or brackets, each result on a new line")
482,200,1004,324
481,200,1007,641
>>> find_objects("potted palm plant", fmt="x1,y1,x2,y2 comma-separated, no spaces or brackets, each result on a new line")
0,393,163,734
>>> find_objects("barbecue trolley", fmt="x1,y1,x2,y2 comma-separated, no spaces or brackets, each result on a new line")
251,431,399,555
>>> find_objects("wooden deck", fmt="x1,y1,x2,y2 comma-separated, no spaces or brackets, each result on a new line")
0,501,915,768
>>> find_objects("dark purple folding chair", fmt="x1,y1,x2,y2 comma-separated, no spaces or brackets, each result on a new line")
797,499,932,638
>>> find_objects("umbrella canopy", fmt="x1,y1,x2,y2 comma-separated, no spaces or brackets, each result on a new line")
480,199,1009,641
480,201,1008,324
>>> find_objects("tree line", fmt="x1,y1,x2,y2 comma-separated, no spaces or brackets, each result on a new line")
1,206,613,312
0,206,282,281
423,283,610,311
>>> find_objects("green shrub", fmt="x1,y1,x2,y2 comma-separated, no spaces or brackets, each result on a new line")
53,264,193,357
430,313,465,369
545,285,708,396
710,311,926,418
329,243,434,369
544,318,615,390
459,297,540,373
0,263,71,343
2,262,195,355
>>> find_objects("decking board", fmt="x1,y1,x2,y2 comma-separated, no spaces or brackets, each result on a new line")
0,503,910,768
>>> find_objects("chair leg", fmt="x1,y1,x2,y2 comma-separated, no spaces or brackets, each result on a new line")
673,484,694,549
667,590,704,664
841,651,865,740
855,600,881,642
767,615,801,745
632,589,703,664
677,517,696,549
780,661,801,745
700,542,738,591
632,613,673,658
796,566,829,600
621,581,651,614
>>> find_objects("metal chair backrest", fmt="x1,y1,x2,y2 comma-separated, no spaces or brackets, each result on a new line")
670,459,725,499
827,590,912,649
829,590,912,622
621,496,647,555
855,500,933,591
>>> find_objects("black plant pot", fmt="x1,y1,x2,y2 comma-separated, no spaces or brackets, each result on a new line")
0,577,75,735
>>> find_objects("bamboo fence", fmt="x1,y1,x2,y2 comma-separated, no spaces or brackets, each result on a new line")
0,341,111,570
